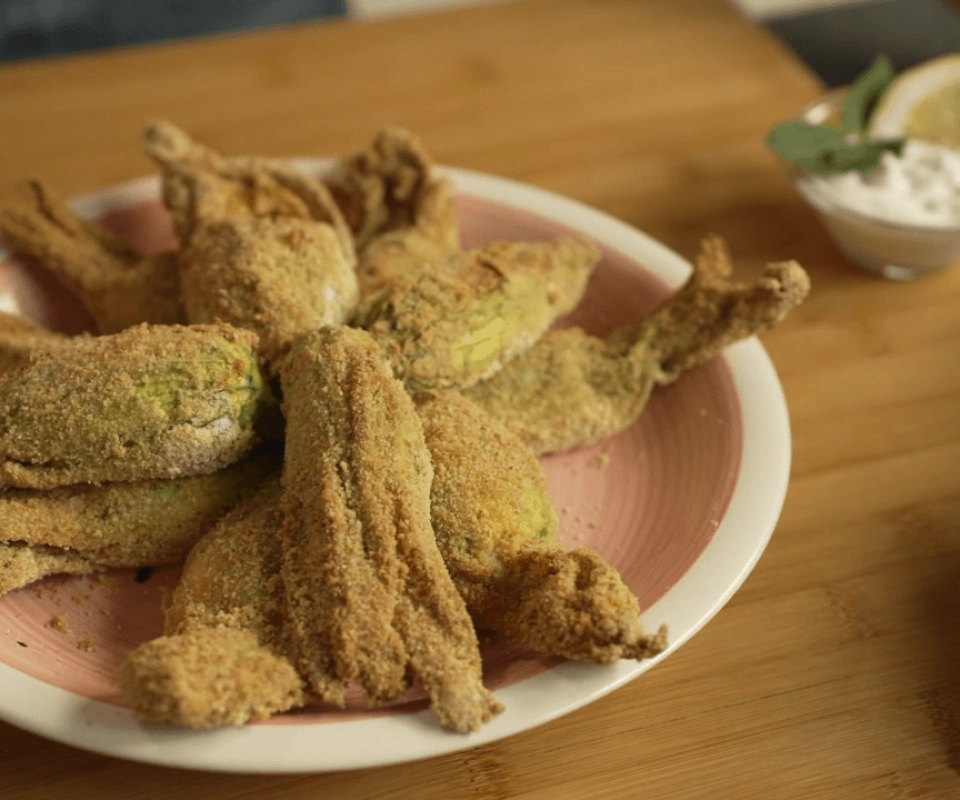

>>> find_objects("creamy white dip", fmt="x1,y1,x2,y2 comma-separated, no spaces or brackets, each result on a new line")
804,140,960,228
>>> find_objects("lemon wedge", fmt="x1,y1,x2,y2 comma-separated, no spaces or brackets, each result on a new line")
868,54,960,147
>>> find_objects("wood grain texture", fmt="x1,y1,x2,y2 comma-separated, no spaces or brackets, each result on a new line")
2,0,960,797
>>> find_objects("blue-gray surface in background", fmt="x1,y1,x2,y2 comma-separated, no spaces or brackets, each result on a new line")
767,0,960,87
0,0,347,63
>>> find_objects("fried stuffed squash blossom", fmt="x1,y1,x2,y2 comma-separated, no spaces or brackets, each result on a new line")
0,322,270,489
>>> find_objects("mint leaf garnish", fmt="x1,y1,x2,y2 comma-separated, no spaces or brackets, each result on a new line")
767,120,905,175
841,54,897,133
767,54,906,176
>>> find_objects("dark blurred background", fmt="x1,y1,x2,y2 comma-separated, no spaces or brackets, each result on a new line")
1,0,959,87
762,0,960,86
0,0,348,63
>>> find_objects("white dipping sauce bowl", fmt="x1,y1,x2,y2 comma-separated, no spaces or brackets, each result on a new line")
790,91,960,280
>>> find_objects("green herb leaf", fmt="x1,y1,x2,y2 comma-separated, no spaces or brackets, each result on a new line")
767,121,847,168
767,120,905,175
841,54,897,133
767,53,906,175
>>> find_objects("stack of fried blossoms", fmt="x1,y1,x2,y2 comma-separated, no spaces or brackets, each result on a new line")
0,125,809,731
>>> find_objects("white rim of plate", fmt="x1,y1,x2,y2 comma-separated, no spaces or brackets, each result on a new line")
0,163,792,773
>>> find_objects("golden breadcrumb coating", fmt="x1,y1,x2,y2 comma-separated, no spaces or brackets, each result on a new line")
0,542,99,595
0,447,280,598
417,389,667,663
0,180,185,333
143,121,359,372
355,236,599,391
120,628,304,730
278,326,501,732
0,322,269,488
122,478,306,730
162,477,288,641
179,216,357,372
143,119,354,259
323,128,460,296
466,235,811,454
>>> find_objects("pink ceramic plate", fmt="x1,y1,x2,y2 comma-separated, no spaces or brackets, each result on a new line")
0,163,791,772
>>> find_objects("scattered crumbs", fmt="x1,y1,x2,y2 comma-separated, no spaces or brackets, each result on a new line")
588,522,599,529
135,567,154,584
93,574,114,587
49,616,68,632
77,636,95,652
71,593,89,606
590,452,610,468
699,408,707,417
29,585,44,598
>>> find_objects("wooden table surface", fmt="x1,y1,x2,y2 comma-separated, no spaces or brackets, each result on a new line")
2,1,959,797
